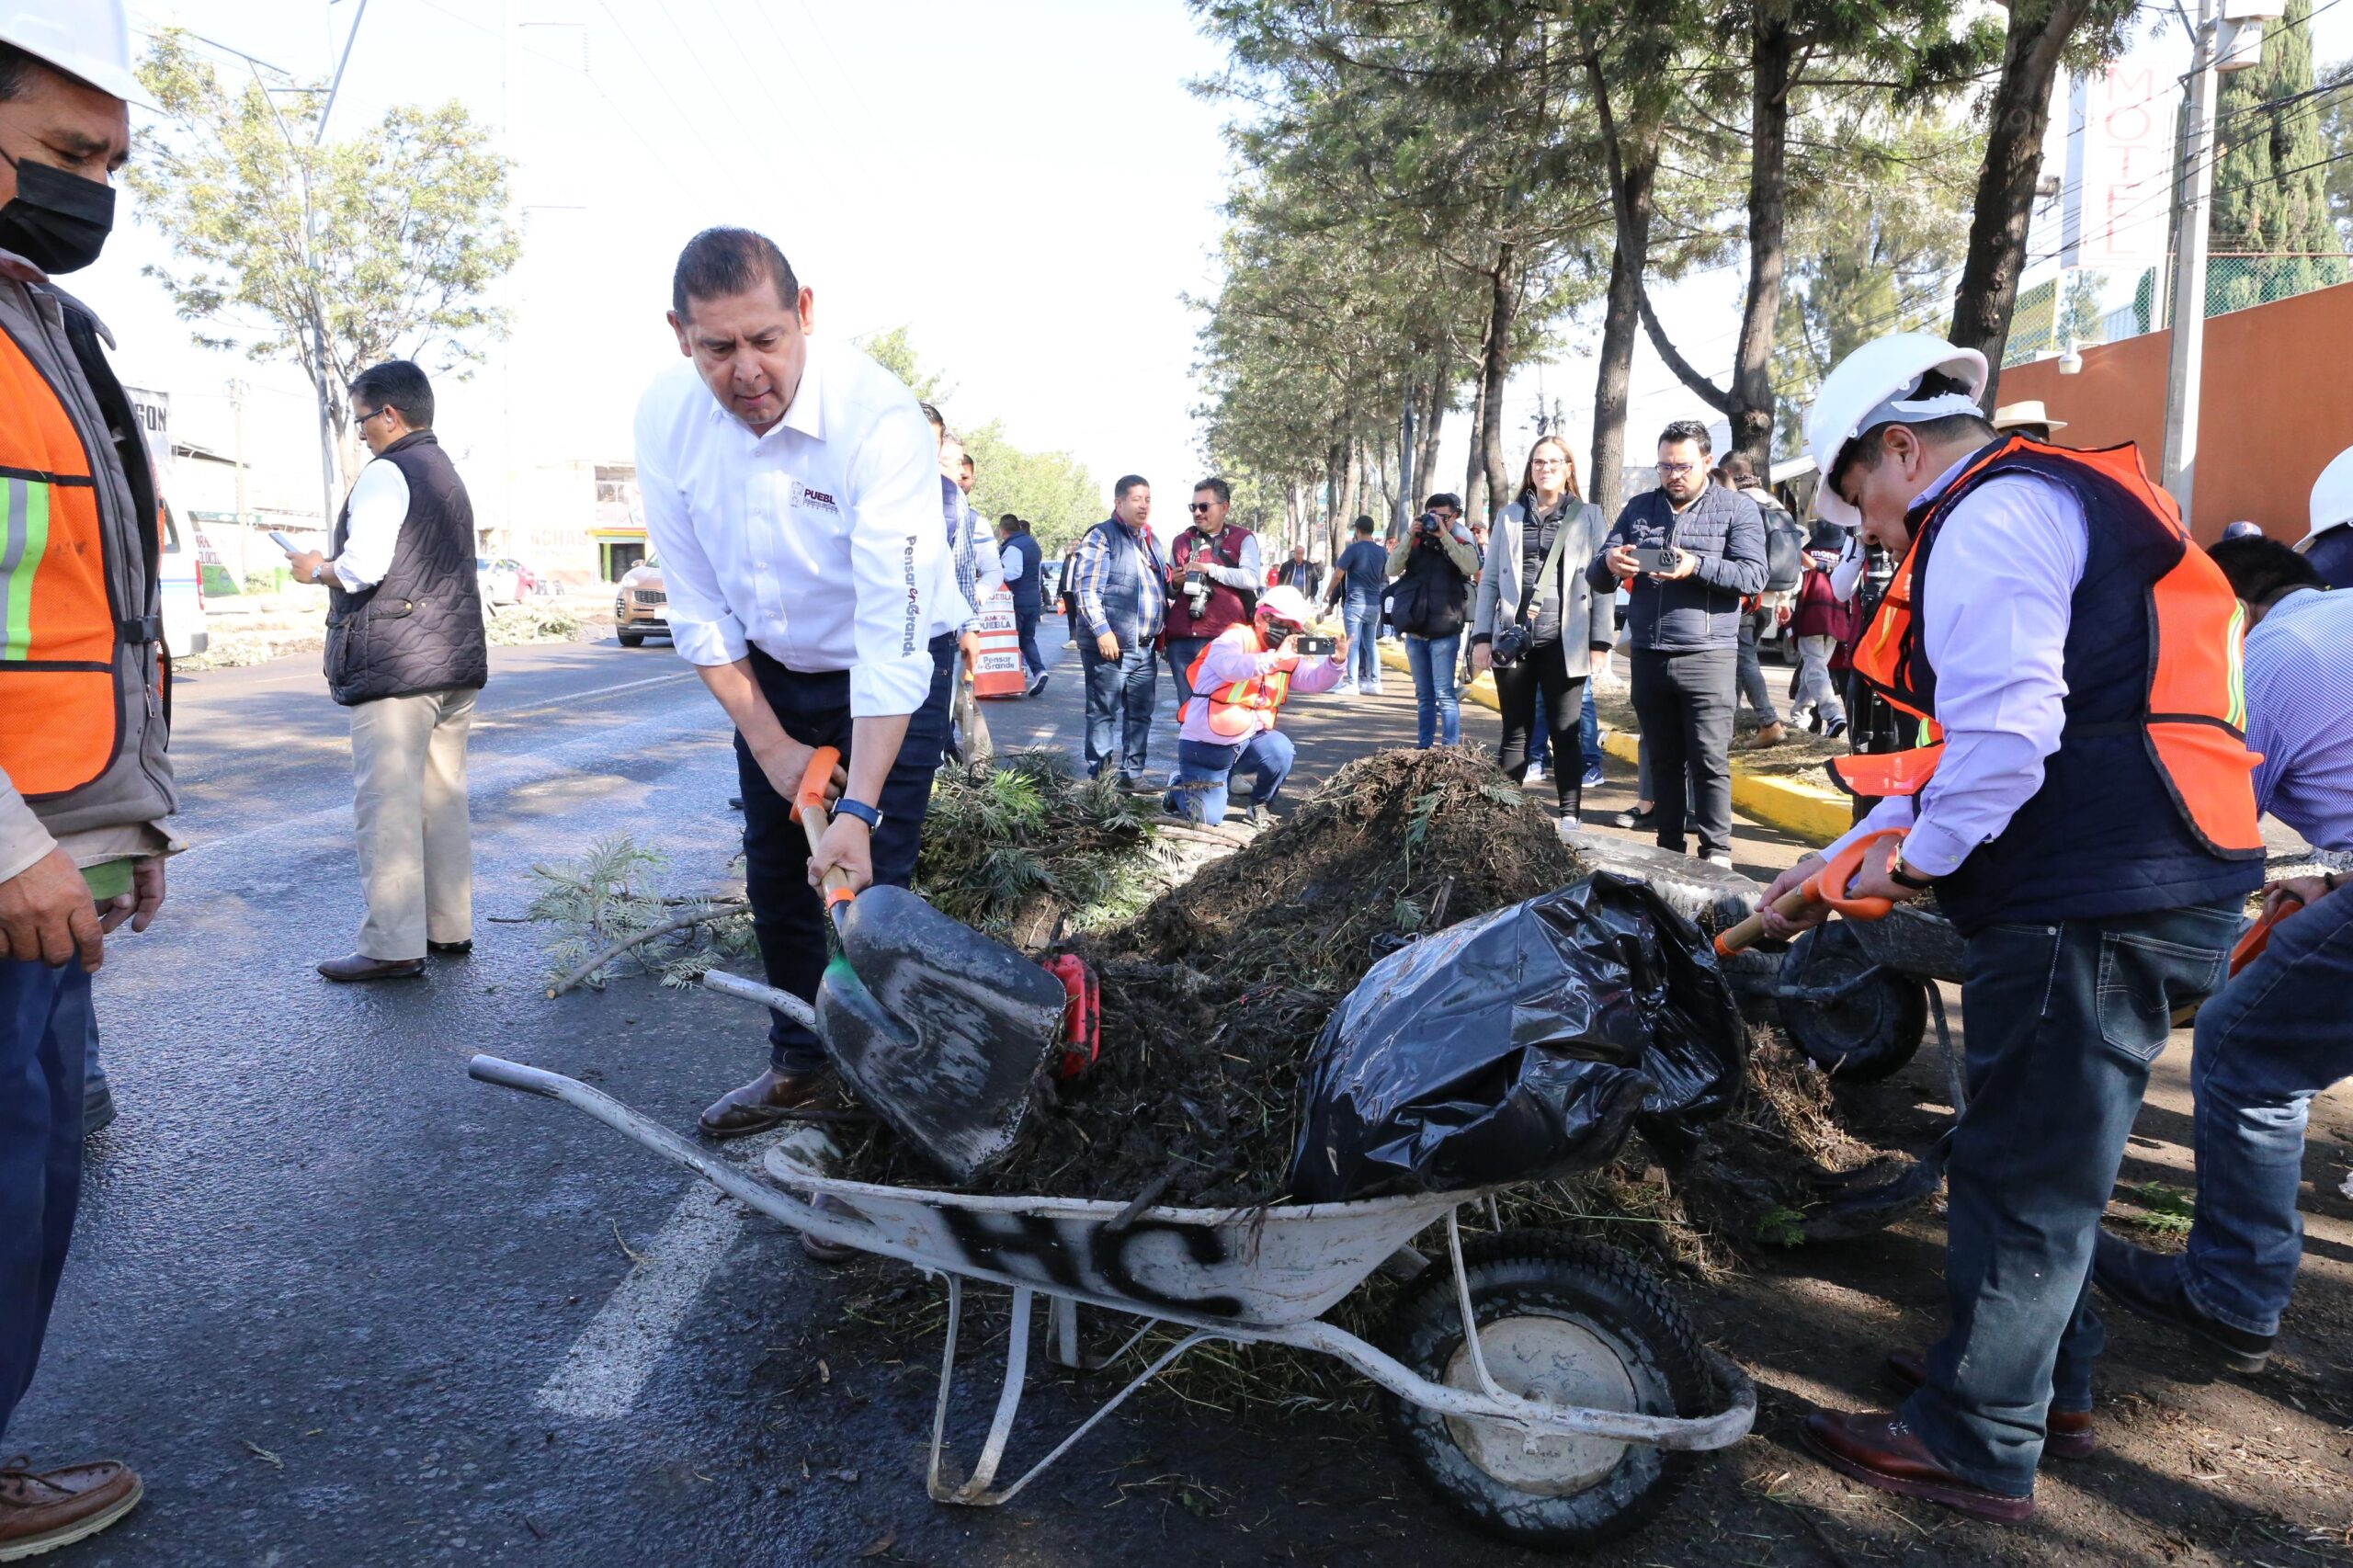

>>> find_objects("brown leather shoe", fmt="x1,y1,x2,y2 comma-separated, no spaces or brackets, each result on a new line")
1755,720,1790,747
1802,1410,2034,1523
0,1458,143,1559
698,1067,826,1140
1884,1349,2097,1460
317,953,426,983
799,1193,859,1265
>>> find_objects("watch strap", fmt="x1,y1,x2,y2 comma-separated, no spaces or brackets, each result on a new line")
1887,859,1935,891
833,797,883,830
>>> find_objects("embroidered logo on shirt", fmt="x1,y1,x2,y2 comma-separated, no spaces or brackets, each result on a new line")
793,483,839,513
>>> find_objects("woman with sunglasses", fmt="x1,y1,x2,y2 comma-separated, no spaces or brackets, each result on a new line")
1469,437,1615,824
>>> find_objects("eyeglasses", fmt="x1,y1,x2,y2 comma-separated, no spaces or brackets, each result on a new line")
1188,502,1214,513
356,406,391,427
1656,461,1697,476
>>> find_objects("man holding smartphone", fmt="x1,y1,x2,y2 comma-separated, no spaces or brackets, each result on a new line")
634,227,962,1140
1162,586,1347,827
1591,420,1768,867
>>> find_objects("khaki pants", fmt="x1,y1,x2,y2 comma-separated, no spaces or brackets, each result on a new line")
350,687,476,960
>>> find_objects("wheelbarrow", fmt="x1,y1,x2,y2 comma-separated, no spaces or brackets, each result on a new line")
467,1049,1756,1553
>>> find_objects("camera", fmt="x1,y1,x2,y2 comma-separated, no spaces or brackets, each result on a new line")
1490,624,1531,668
1417,511,1441,536
1184,568,1211,616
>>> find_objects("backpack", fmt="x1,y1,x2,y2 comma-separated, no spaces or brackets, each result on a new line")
1761,505,1806,593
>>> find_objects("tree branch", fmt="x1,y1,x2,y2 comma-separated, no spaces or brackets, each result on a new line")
1635,281,1731,413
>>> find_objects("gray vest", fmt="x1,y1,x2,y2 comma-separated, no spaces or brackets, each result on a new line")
325,432,488,706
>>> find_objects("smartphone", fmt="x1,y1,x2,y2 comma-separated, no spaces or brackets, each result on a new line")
1631,545,1678,574
267,529,301,554
1293,634,1336,656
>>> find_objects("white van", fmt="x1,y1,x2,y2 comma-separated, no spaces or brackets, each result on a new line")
159,501,209,660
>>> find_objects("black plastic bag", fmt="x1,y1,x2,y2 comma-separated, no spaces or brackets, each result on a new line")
1289,871,1745,1203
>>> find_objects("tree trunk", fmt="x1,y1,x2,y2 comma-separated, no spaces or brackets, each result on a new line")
1463,349,1491,522
1415,347,1448,500
1728,8,1794,470
1948,0,2092,406
1587,55,1660,521
1477,243,1518,517
1324,437,1348,562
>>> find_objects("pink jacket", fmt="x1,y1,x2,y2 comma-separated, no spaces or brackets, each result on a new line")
1176,624,1347,744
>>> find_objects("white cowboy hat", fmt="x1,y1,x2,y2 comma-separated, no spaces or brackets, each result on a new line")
1992,401,2067,435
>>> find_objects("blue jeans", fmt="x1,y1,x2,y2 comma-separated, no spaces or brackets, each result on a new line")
1165,636,1211,711
738,635,956,1075
1164,731,1295,826
1080,641,1159,778
2173,889,2353,1336
1906,900,2237,1495
1404,633,1461,747
1343,606,1381,690
1014,606,1045,682
1580,684,1600,768
1,960,92,1446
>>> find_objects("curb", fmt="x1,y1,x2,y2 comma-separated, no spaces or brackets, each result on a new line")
1375,640,1850,846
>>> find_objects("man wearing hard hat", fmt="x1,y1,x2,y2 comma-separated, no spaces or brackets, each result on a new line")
0,5,165,1553
1762,333,2263,1521
2302,444,2353,587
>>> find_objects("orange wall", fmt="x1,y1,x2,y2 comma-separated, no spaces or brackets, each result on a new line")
1999,277,2353,543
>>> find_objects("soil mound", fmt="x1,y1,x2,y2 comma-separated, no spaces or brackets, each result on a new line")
837,746,1583,1206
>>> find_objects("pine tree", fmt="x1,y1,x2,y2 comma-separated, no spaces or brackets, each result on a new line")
2210,0,2347,312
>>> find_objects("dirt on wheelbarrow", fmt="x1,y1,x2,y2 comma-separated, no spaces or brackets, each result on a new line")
836,745,1582,1207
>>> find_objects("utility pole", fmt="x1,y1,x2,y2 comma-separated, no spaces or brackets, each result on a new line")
229,378,250,584
2161,0,2283,523
1396,393,1415,538
300,0,371,531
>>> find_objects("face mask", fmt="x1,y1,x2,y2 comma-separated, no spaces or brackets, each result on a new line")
0,149,115,275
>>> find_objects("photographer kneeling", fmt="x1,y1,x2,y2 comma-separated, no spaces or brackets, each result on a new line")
1388,494,1481,748
1163,586,1347,826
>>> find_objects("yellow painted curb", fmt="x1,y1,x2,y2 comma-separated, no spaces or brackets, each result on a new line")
1376,640,1850,846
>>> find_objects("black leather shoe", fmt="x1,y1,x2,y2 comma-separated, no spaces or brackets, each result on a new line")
1610,805,1657,831
83,1079,116,1136
2093,1231,2272,1372
427,939,472,956
317,953,426,983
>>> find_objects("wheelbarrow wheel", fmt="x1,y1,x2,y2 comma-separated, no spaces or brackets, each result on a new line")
1779,921,1927,1082
1383,1231,1714,1551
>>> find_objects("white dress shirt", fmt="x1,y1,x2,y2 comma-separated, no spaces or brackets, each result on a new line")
998,540,1025,581
1824,459,2088,878
634,338,965,718
332,459,411,591
2243,587,2353,850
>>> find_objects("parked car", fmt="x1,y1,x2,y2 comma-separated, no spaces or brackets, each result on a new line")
160,501,209,660
614,558,667,647
476,556,523,608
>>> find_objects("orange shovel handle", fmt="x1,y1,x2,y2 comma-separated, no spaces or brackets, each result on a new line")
794,745,854,911
1712,829,1906,959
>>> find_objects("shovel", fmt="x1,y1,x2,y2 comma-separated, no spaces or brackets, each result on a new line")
1712,829,1904,958
793,746,1067,1183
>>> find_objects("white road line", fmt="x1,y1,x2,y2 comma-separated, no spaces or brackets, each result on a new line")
472,671,697,728
533,1184,746,1421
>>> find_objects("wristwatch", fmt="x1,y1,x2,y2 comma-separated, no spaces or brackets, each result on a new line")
1887,858,1936,891
833,797,883,831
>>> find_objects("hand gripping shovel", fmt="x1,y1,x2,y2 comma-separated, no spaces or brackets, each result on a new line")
1713,828,1904,958
796,747,1067,1183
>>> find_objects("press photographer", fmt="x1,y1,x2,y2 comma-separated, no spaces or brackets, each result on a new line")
1385,494,1480,749
1164,477,1262,709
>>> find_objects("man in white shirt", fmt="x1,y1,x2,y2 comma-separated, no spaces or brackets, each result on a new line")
633,228,964,1139
1773,335,2262,1523
287,360,488,983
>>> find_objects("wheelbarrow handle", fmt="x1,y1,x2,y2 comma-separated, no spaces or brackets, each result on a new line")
1713,829,1906,958
794,745,857,915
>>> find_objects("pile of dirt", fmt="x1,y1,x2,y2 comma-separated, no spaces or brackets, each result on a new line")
837,746,1584,1207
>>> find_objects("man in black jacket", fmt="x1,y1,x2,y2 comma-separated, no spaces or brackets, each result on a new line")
1590,420,1768,866
289,361,488,981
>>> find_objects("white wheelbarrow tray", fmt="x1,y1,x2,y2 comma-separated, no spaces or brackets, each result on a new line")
469,1053,1756,1510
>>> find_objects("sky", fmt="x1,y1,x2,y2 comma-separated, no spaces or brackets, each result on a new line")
76,1,2353,537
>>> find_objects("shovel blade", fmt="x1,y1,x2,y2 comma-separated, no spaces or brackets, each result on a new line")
823,886,1067,1183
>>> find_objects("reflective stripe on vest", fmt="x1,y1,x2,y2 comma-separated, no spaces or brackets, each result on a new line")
1826,437,2262,856
0,322,119,798
1184,630,1290,739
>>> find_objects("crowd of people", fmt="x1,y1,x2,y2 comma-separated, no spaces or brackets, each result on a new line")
3,7,2348,1543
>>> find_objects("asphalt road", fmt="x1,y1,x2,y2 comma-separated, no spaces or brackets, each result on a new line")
22,630,1581,1568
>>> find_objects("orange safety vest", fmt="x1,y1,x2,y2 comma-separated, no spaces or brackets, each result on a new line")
1828,437,2262,859
0,322,151,800
1184,627,1291,740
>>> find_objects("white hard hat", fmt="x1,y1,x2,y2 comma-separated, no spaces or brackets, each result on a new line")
1256,585,1316,626
0,2,137,105
1804,332,1990,528
2309,445,2353,544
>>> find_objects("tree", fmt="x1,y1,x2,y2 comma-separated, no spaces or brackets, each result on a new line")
2211,1,2347,312
1945,0,2140,402
2321,56,2353,244
855,324,948,403
128,29,517,490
